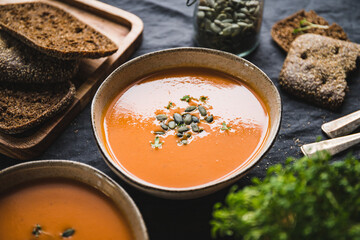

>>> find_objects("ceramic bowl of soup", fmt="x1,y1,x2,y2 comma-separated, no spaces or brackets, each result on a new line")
92,47,281,199
0,160,148,240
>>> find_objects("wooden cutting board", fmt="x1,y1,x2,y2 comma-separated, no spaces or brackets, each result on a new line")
0,0,143,160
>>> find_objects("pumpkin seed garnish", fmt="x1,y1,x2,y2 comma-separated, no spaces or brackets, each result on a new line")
191,123,200,132
168,121,176,129
206,115,214,123
151,136,163,149
178,125,190,133
154,131,165,135
183,114,193,125
198,105,207,116
62,228,75,238
192,115,200,123
173,113,184,125
156,114,167,121
160,123,169,131
185,105,197,112
181,139,188,145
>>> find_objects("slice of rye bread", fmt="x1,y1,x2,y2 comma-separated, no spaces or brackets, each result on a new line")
271,10,348,52
0,2,118,60
0,81,75,134
0,30,79,84
279,34,360,110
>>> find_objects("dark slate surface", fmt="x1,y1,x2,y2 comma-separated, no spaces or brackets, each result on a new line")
1,0,359,239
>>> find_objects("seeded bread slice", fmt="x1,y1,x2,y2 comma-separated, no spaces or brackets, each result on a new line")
0,81,76,134
279,34,360,110
0,2,118,60
271,10,348,52
0,30,78,83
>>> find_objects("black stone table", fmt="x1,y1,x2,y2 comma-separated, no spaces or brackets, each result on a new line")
1,0,359,239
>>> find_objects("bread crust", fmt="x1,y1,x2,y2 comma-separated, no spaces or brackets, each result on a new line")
0,2,118,60
0,81,76,134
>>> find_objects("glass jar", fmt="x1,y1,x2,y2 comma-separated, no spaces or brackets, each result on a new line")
192,0,264,57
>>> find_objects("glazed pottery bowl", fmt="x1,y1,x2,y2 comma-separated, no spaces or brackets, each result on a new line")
0,160,148,240
91,47,281,199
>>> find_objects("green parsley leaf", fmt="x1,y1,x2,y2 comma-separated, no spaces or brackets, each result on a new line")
211,152,360,239
200,96,208,102
151,136,163,149
220,122,231,131
165,101,174,109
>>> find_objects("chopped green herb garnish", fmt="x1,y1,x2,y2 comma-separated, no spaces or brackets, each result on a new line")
151,136,163,149
32,224,42,237
316,135,323,142
220,122,231,131
211,152,360,240
180,95,191,102
293,18,329,34
200,96,208,102
62,228,75,238
165,101,174,109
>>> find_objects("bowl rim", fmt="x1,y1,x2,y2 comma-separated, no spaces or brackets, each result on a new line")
0,160,149,239
91,47,282,197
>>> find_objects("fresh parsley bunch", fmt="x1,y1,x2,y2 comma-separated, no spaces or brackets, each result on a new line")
211,152,360,240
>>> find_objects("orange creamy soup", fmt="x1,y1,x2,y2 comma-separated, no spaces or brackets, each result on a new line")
102,67,270,188
0,179,133,240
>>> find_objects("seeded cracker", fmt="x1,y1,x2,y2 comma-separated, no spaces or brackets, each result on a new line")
279,34,360,110
0,30,78,83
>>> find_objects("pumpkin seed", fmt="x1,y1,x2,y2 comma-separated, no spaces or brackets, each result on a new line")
154,131,165,135
185,105,197,112
198,6,214,11
181,139,188,145
186,133,192,138
160,123,169,131
178,125,190,133
197,11,205,19
192,115,200,123
168,121,176,129
205,115,214,123
198,105,207,116
156,114,167,121
173,113,184,125
176,133,184,138
184,114,193,125
191,123,200,132
210,23,222,33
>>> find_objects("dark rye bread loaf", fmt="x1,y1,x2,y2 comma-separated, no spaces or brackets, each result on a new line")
0,30,78,83
279,34,360,110
271,10,348,52
0,81,75,134
0,2,118,60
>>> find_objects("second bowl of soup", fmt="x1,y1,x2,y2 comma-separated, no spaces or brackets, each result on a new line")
92,48,281,199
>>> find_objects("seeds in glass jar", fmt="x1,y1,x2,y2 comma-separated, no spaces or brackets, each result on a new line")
197,10,205,19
